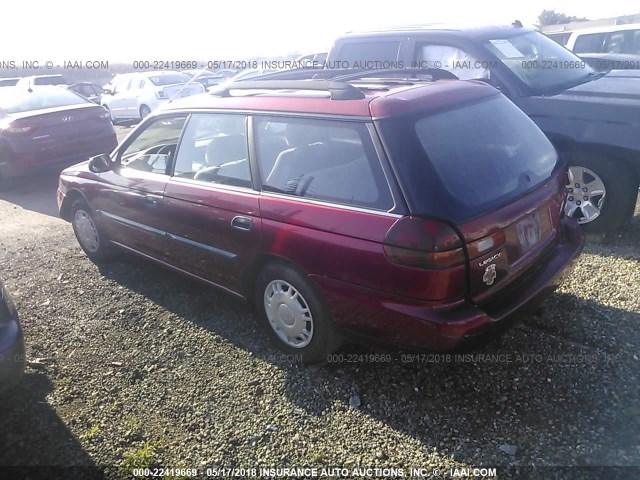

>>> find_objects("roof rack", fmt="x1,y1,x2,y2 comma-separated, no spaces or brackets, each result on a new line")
249,67,458,82
212,80,366,100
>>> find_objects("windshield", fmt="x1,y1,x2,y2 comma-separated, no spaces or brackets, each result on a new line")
0,86,88,114
148,73,190,86
378,95,558,222
484,31,595,92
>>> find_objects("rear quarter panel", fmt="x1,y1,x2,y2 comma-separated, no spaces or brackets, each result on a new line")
259,194,466,301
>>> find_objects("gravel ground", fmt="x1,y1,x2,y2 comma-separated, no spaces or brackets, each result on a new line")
0,145,638,479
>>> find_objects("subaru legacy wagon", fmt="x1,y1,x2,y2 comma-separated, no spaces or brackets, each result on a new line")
57,74,584,362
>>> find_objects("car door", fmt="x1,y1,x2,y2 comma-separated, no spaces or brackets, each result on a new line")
126,78,146,118
107,77,133,120
162,113,261,294
92,114,188,261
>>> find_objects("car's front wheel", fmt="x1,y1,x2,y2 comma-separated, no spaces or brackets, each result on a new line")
565,153,638,233
71,200,113,261
255,262,341,363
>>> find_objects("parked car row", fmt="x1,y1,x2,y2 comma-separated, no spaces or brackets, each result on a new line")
1,21,639,373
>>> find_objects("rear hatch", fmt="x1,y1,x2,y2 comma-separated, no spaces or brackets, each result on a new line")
377,92,566,304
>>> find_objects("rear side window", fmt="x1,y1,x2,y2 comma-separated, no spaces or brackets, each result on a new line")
335,41,401,64
255,117,393,210
378,95,558,222
573,32,606,53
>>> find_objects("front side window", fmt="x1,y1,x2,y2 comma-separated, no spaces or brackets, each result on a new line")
173,114,250,188
255,117,393,210
119,115,187,174
416,44,488,80
113,78,131,94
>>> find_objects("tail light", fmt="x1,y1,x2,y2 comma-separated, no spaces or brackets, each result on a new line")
156,90,168,99
383,217,465,269
0,123,33,135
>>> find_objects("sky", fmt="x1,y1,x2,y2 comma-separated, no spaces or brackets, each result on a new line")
1,0,637,61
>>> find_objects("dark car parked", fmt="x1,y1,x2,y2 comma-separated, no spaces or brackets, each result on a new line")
0,86,117,187
0,279,25,392
325,24,640,232
67,82,105,104
58,75,583,362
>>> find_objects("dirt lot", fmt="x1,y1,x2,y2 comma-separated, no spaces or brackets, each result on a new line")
0,134,639,479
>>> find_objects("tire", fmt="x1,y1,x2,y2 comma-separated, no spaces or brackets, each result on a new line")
70,200,113,261
140,105,151,120
255,262,341,363
565,152,638,233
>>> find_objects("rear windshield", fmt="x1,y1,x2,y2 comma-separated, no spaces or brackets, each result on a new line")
0,86,89,114
33,76,68,85
378,94,558,222
148,73,190,86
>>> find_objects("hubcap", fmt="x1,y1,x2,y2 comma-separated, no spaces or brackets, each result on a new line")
263,280,313,348
565,166,606,224
74,210,100,252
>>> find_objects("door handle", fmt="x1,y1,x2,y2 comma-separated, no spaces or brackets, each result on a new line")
231,216,252,231
144,194,161,207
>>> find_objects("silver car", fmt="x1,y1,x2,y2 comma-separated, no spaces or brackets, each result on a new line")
102,71,204,122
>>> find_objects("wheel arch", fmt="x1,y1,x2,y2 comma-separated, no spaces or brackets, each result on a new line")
552,140,640,186
59,189,91,222
240,253,314,305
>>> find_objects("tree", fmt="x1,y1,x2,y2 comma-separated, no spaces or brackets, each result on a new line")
538,9,589,26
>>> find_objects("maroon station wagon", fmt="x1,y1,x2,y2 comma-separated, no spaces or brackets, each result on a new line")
57,75,584,362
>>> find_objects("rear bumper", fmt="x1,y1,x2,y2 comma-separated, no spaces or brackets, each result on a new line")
313,217,584,351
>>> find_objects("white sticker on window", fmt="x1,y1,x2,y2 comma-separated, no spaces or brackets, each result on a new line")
489,39,525,58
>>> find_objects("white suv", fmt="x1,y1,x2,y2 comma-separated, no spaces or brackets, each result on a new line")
102,71,204,122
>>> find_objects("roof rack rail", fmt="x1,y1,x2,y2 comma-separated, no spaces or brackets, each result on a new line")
250,67,458,82
212,80,366,100
332,68,458,81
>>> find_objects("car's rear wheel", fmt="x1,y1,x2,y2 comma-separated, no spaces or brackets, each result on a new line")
71,200,113,261
255,262,341,363
565,153,638,233
140,105,151,120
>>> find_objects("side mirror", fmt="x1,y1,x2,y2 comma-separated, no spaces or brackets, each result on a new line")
102,88,113,95
88,153,113,173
